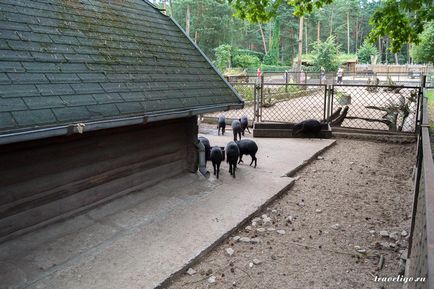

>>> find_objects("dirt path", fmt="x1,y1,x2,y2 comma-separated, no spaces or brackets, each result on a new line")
165,139,415,289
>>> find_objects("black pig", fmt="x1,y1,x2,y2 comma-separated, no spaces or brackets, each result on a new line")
226,141,240,178
292,119,322,137
232,120,242,141
240,116,251,136
210,146,223,179
236,139,258,168
217,116,226,136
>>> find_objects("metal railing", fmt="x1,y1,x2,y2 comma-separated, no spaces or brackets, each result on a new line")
407,90,434,289
225,71,424,86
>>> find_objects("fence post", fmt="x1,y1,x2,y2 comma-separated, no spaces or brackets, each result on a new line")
285,71,288,92
253,85,258,122
323,85,328,121
329,85,334,119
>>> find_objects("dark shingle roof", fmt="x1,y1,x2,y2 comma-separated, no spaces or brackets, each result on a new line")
0,0,243,138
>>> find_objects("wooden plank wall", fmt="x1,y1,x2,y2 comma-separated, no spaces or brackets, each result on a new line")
0,116,198,241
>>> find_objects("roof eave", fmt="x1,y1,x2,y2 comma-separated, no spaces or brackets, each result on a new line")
0,103,244,146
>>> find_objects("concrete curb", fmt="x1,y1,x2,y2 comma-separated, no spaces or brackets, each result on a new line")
156,140,337,289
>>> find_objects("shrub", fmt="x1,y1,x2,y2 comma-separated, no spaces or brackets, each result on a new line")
357,41,378,64
232,54,260,69
214,44,232,73
311,36,341,72
234,49,264,61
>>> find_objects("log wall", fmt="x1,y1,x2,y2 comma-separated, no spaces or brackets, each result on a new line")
0,117,198,241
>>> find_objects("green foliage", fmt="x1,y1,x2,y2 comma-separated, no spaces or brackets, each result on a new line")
310,36,341,72
357,41,378,64
224,0,431,56
214,44,232,72
264,18,280,65
227,0,334,22
246,65,292,73
411,23,434,64
232,84,254,101
234,49,265,61
232,54,260,68
171,0,259,57
368,0,434,53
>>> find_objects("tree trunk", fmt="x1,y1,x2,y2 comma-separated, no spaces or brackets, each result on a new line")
408,43,412,64
194,31,199,43
186,5,190,36
378,36,381,63
385,38,388,64
290,26,294,65
317,20,320,42
298,16,304,70
163,0,167,15
329,12,333,36
169,0,173,16
355,20,359,51
394,53,399,64
259,24,268,54
268,24,272,51
347,12,350,54
305,18,308,54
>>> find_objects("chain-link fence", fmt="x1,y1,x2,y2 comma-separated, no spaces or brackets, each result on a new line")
203,76,422,133
330,84,421,132
260,83,327,123
203,83,256,122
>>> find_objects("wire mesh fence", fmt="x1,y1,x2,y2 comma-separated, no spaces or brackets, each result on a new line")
203,83,256,121
203,76,422,133
331,84,420,132
260,83,327,123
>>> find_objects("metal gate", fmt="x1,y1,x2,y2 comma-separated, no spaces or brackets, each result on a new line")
253,80,422,132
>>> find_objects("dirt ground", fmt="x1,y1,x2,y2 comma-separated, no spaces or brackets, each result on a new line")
165,139,416,289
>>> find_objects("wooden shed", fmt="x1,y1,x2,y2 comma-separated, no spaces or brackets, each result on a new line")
0,0,243,241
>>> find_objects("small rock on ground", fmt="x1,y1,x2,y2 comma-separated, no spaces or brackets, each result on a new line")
239,237,251,243
186,268,196,276
207,276,216,284
331,223,340,230
225,248,234,257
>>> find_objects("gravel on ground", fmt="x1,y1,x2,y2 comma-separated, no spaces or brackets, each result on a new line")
165,139,416,289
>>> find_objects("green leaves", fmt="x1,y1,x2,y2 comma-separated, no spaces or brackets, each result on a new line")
310,36,341,72
357,41,378,64
214,44,233,72
227,0,334,22
367,0,433,53
228,0,283,23
411,23,434,64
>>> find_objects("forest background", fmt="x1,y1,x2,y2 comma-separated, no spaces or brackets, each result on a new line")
153,0,433,73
